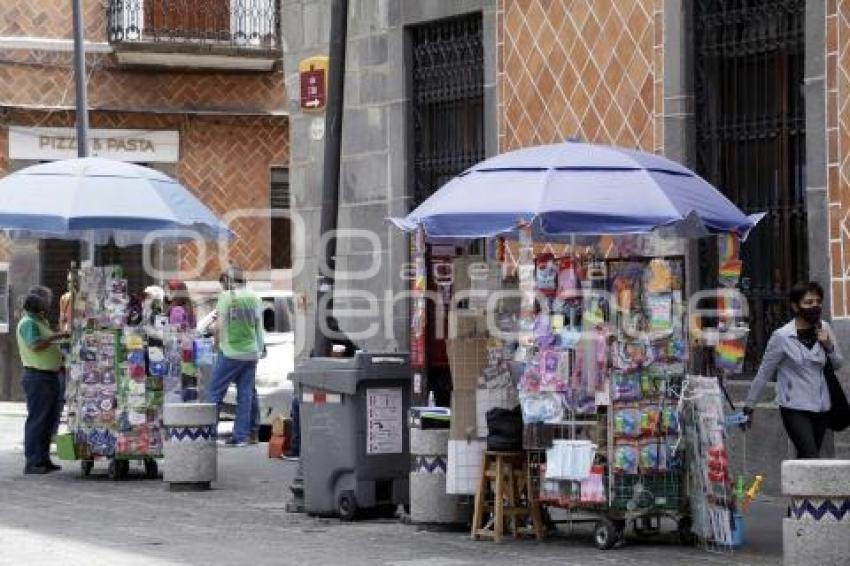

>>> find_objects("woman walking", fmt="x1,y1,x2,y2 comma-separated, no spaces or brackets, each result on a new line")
18,286,68,474
744,281,844,458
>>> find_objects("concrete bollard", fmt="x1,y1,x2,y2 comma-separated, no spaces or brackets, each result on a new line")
782,459,850,566
162,403,218,491
410,428,465,524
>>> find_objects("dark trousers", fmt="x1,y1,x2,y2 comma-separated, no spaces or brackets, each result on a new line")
23,368,60,468
780,407,829,459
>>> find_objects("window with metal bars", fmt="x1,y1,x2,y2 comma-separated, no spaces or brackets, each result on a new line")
410,13,485,206
694,0,807,374
270,167,291,269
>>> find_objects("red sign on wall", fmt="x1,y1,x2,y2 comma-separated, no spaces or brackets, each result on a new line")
299,57,329,112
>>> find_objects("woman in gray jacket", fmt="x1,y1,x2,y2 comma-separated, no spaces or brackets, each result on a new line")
744,281,843,459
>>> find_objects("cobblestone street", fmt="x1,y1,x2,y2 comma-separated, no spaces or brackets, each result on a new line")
0,407,781,566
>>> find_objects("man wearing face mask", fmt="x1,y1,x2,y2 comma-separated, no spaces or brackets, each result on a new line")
743,281,844,458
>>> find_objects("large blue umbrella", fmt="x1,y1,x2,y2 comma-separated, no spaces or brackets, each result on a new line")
391,141,761,240
0,157,232,245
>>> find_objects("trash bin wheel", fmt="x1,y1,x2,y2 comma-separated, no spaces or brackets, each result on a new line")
80,460,94,477
108,459,130,481
593,518,621,551
677,517,695,546
144,458,158,479
338,491,358,521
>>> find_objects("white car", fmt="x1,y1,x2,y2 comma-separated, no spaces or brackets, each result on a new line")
196,290,296,438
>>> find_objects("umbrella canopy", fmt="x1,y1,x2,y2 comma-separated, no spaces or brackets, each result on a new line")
391,141,761,241
0,157,232,246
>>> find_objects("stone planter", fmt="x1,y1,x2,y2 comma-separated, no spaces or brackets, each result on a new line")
410,428,465,524
782,459,850,565
162,403,218,491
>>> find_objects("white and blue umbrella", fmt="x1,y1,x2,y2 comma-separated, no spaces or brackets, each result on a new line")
391,141,762,241
0,157,232,245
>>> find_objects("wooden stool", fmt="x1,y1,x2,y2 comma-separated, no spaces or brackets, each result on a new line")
471,451,544,542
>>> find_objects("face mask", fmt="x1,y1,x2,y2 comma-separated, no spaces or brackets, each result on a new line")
799,305,822,325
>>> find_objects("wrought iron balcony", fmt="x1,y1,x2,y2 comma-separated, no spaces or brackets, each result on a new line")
107,0,281,70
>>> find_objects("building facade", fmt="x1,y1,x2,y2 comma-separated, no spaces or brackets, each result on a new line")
283,0,846,490
0,0,290,400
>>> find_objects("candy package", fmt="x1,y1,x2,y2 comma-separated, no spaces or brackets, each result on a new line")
539,349,567,391
639,403,661,437
535,253,558,298
614,441,639,475
611,371,640,402
614,405,641,438
639,439,668,473
661,406,680,435
519,391,564,424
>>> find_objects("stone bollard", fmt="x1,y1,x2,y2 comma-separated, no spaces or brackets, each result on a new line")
782,459,850,566
410,428,465,525
162,403,218,491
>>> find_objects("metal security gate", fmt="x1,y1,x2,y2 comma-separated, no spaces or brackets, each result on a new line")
410,13,485,205
694,0,807,374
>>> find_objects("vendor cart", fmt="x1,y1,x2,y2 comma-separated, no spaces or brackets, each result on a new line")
389,140,761,551
0,158,232,480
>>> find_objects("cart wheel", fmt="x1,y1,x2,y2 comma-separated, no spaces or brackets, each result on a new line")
80,460,94,477
677,517,695,546
108,459,130,481
144,458,159,480
338,491,358,521
594,518,620,551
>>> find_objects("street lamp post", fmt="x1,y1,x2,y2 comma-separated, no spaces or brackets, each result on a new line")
71,0,90,158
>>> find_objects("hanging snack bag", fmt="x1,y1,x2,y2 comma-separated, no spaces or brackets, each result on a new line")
557,257,578,299
662,406,680,435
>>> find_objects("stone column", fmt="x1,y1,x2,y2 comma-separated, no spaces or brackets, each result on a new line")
409,428,465,524
782,460,850,565
162,403,218,491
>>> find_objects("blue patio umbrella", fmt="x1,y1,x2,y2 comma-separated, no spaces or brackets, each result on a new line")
0,157,232,245
390,141,762,240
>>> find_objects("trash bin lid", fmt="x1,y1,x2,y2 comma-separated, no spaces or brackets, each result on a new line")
290,352,410,395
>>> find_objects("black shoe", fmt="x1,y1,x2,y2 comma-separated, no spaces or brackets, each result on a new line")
24,465,50,475
43,462,61,472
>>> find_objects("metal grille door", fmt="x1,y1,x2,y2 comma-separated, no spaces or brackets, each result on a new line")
411,14,485,205
694,0,807,374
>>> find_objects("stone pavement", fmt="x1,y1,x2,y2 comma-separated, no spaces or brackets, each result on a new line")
0,410,782,566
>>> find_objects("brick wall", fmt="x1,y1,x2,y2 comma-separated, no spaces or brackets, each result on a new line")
498,0,664,153
0,1,286,114
0,110,289,276
829,1,850,318
0,0,106,41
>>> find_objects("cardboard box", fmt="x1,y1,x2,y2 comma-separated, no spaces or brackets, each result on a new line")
446,439,485,495
448,310,489,339
450,390,478,441
446,337,489,392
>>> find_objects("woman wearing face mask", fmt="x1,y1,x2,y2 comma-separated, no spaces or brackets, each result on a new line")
743,281,844,458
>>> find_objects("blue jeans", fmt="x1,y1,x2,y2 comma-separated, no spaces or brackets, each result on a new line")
207,356,257,443
23,369,60,468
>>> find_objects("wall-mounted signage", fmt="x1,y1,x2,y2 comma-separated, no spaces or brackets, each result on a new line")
9,127,180,163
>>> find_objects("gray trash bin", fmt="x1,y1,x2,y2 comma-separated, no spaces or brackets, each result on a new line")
291,352,411,519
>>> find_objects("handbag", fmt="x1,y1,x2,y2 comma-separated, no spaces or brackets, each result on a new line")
824,358,850,431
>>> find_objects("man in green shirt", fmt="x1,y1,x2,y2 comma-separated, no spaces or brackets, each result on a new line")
18,286,68,474
207,267,264,447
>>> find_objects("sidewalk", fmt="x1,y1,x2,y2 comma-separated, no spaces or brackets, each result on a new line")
0,410,783,565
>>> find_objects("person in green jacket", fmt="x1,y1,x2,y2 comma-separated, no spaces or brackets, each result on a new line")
18,286,68,474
